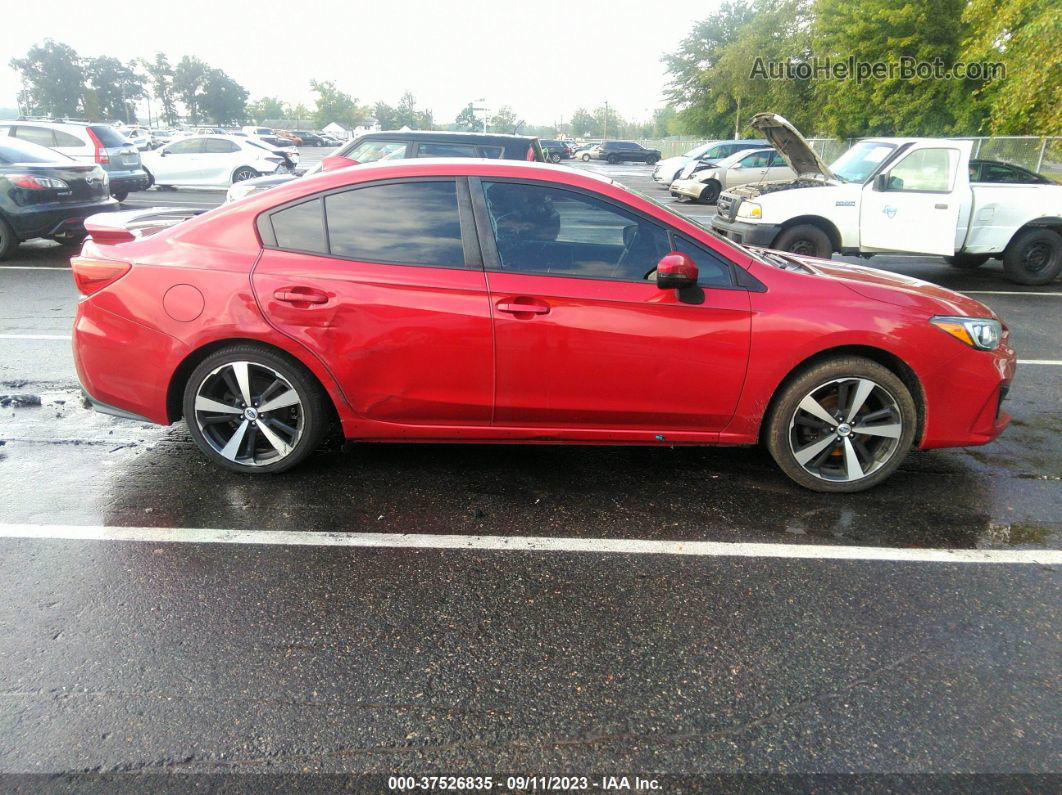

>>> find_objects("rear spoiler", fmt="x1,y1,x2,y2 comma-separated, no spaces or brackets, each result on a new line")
85,207,206,245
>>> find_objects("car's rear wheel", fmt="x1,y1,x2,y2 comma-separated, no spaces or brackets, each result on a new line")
112,190,129,202
606,154,619,164
231,166,260,184
944,253,989,269
698,179,722,205
1003,228,1062,285
182,345,330,474
765,357,917,492
549,151,562,164
773,224,832,259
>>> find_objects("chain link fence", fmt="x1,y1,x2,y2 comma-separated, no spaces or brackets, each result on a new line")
634,135,1061,177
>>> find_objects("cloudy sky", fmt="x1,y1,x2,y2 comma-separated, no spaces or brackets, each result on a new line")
2,0,724,124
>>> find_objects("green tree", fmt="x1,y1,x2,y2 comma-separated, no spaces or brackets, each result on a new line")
489,105,523,134
84,56,144,123
394,91,423,129
812,0,983,137
247,96,286,124
173,56,210,123
570,107,598,137
310,79,365,127
142,53,178,126
454,103,479,131
199,69,248,125
963,0,1061,135
374,101,399,130
9,40,85,118
662,1,758,136
650,106,679,137
288,103,311,125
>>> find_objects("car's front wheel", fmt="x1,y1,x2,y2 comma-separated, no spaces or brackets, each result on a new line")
773,224,832,259
0,216,17,261
182,345,331,474
765,357,917,492
698,180,721,205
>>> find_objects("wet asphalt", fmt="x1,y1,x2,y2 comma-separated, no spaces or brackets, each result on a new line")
0,152,1059,780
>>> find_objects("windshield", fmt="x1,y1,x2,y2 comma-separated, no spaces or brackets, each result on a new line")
829,141,897,183
682,142,717,159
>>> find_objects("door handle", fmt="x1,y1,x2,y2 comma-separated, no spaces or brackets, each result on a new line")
496,301,550,315
274,288,328,305
934,203,949,209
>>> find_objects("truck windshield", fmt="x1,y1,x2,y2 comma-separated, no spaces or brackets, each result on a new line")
830,141,897,183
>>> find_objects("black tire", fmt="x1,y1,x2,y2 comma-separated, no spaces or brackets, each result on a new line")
231,166,260,184
182,344,331,474
646,155,659,165
1003,228,1062,285
549,151,562,164
697,179,722,205
606,154,619,164
112,190,129,202
143,168,155,188
772,224,832,259
581,154,591,162
0,216,17,261
765,356,917,493
944,253,989,270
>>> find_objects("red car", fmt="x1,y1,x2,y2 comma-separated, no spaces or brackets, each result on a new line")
71,160,1015,492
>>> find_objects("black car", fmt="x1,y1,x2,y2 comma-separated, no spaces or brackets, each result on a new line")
225,130,546,202
540,139,574,163
970,159,1056,184
291,131,326,147
0,137,117,259
586,140,661,164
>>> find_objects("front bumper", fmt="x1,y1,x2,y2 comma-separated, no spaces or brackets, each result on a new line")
919,343,1016,449
710,216,782,248
670,179,705,200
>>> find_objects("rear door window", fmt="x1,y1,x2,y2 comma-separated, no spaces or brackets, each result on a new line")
416,143,478,158
345,140,407,162
13,126,56,147
325,180,466,267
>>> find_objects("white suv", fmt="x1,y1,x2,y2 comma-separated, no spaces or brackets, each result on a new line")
0,120,150,201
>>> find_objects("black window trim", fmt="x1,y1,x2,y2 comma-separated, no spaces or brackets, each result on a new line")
468,176,746,290
258,176,481,271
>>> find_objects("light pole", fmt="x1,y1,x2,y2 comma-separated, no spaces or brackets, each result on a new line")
472,98,489,133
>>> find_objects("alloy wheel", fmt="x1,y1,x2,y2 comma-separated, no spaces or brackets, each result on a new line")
787,377,903,483
194,361,303,466
232,168,257,182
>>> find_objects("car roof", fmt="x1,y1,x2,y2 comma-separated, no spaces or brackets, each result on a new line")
359,130,538,143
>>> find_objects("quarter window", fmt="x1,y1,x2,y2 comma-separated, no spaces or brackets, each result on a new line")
482,181,671,281
271,198,326,253
52,130,84,148
672,236,733,288
325,180,465,267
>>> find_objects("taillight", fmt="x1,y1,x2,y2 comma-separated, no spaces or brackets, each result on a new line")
71,257,131,296
7,174,69,190
86,128,110,165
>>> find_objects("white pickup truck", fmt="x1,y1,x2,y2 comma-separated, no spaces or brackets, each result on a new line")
710,113,1062,285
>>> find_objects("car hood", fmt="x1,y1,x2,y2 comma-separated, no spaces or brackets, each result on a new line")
753,248,997,318
750,113,835,180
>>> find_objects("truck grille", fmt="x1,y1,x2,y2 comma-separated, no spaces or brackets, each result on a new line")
717,193,740,222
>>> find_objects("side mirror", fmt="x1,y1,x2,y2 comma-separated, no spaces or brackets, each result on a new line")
656,252,698,290
874,173,889,192
321,155,359,172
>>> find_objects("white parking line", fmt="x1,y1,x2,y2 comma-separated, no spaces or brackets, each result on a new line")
0,266,70,271
965,291,1062,297
0,523,1058,564
0,334,71,340
1022,360,1062,366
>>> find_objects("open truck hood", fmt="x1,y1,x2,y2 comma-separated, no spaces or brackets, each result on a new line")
749,113,835,180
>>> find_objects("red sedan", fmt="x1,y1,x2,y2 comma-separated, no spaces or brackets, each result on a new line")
71,160,1015,492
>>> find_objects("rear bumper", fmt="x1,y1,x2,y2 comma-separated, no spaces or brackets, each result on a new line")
108,170,151,195
73,300,183,426
711,217,781,248
7,199,119,240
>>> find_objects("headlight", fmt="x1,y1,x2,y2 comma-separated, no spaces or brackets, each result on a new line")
930,316,1002,350
226,182,258,203
736,202,762,219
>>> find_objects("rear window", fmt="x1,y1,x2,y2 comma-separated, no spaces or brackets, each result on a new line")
88,125,129,147
0,137,73,164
